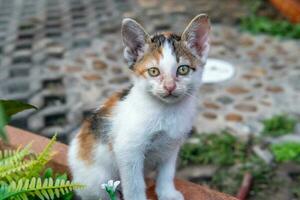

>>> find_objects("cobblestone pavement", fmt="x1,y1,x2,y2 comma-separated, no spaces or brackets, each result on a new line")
0,0,299,142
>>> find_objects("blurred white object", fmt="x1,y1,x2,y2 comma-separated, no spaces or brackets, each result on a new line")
202,58,235,83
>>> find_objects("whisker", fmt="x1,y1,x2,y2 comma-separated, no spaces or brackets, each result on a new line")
184,92,200,101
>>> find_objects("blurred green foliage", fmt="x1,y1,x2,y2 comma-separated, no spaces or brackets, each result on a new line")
271,142,300,163
211,156,277,199
241,16,300,39
180,132,247,166
0,99,37,142
179,132,278,198
180,113,299,198
292,175,300,199
262,115,296,137
241,0,300,39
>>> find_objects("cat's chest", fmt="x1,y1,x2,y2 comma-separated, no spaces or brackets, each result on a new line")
114,93,197,139
148,130,183,148
145,107,195,138
145,130,182,158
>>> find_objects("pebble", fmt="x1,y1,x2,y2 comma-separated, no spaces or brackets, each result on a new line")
202,112,218,120
203,101,221,110
266,86,284,93
235,103,257,112
226,86,250,95
225,113,243,122
216,95,234,105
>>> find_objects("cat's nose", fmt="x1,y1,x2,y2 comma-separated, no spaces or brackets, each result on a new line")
164,81,176,94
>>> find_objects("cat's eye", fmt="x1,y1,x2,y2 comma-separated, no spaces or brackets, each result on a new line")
177,65,190,76
148,67,160,77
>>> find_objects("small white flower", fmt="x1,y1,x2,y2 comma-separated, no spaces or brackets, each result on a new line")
113,180,120,191
101,180,121,192
108,180,114,187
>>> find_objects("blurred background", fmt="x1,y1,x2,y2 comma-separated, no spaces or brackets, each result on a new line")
0,0,300,199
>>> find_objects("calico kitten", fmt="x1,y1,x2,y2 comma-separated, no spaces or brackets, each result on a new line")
68,14,211,200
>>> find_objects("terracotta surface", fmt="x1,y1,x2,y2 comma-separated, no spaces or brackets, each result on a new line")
5,126,69,175
269,0,300,23
4,126,238,200
146,179,238,200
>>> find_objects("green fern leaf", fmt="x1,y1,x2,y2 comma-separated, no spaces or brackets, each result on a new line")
0,177,84,200
26,135,57,178
0,160,39,182
0,150,16,160
0,135,84,200
0,144,32,166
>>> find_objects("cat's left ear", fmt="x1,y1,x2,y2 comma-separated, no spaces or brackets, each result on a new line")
181,14,211,63
122,18,149,67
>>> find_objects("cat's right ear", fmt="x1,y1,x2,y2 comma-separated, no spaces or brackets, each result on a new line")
181,14,211,63
122,18,149,67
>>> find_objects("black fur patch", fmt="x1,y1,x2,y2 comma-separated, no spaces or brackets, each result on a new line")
151,33,181,61
188,127,197,137
89,109,111,143
120,85,133,101
87,85,133,143
151,33,181,48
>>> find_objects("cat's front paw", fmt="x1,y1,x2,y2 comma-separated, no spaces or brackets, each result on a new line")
157,190,184,200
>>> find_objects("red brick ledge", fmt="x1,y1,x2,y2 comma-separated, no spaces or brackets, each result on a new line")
269,0,300,23
5,126,238,200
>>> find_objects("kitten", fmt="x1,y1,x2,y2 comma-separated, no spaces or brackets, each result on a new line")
68,14,211,200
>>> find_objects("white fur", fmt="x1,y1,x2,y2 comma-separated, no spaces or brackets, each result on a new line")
69,38,207,200
68,138,119,199
160,42,177,75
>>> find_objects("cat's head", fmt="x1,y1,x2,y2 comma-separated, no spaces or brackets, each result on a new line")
121,14,211,104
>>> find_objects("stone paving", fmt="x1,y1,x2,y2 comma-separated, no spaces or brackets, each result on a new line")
0,0,299,142
197,26,300,138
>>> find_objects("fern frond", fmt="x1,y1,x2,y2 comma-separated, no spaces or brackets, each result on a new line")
0,136,57,182
0,177,84,200
0,160,39,182
0,144,32,166
26,135,57,178
0,150,17,160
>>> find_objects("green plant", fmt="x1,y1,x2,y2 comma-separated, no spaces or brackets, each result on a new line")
0,136,84,199
262,115,297,137
0,100,37,142
271,142,300,163
180,132,247,166
240,0,300,39
241,16,300,39
208,155,278,198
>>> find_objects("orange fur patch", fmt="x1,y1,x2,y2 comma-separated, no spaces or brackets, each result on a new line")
162,31,173,38
108,142,113,151
77,91,126,164
133,46,163,77
101,92,123,115
77,120,96,164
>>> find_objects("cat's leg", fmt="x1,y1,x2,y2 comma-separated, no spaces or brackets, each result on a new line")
155,146,184,200
72,163,113,200
114,142,147,200
68,139,117,200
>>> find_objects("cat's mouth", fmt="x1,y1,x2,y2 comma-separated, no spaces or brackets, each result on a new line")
162,93,179,98
155,93,184,103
